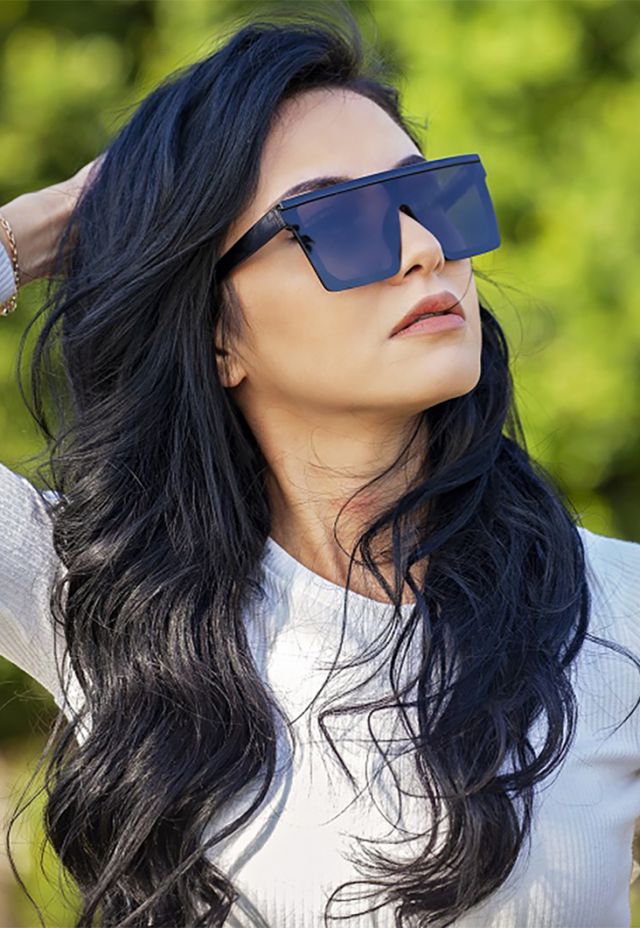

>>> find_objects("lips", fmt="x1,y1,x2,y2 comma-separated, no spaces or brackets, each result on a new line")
390,291,464,338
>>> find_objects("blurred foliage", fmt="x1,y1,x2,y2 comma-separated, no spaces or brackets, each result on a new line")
0,734,83,927
0,0,638,924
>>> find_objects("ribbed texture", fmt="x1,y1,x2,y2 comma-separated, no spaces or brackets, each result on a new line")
1,459,639,927
0,239,17,304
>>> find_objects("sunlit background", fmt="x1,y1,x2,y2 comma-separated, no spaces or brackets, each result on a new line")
0,0,638,924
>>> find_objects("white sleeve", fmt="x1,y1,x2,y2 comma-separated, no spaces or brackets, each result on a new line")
0,240,17,304
0,462,69,704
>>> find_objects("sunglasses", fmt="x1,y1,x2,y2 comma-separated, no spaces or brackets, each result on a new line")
214,153,501,293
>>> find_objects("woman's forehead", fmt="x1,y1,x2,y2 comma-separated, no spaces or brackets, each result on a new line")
241,88,418,228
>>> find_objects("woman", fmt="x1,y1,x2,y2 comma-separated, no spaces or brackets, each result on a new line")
0,5,638,928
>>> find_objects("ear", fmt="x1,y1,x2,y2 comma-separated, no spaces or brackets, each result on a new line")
214,343,246,389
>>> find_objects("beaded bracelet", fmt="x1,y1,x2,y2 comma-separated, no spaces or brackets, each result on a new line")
0,212,20,316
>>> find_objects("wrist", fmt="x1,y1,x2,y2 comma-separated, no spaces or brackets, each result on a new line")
0,186,72,284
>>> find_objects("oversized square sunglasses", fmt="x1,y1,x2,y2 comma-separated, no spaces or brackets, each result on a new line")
213,153,501,293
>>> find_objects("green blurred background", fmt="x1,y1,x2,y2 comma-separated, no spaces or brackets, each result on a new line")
0,0,638,924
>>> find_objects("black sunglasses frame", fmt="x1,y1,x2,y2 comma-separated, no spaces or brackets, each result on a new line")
214,152,500,291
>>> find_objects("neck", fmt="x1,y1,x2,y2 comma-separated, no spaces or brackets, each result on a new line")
257,410,429,604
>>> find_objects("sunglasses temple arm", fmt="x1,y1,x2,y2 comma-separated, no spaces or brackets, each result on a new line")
215,209,287,280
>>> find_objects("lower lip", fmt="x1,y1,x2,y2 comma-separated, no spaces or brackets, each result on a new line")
392,313,466,338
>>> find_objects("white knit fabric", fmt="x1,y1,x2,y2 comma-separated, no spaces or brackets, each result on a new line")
0,240,17,304
0,459,639,927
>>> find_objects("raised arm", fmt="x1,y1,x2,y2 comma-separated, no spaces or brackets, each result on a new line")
0,157,102,710
0,154,104,306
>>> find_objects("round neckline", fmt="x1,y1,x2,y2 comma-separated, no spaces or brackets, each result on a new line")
262,535,416,614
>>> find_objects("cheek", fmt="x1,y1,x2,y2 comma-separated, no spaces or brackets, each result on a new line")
452,271,481,343
236,260,373,378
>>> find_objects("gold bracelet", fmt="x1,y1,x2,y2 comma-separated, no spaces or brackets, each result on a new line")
0,212,21,316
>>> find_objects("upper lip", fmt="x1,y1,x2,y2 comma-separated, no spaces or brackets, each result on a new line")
390,290,464,337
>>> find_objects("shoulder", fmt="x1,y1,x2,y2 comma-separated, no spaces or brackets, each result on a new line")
577,524,640,598
0,460,59,532
0,463,73,704
576,524,640,650
0,460,63,643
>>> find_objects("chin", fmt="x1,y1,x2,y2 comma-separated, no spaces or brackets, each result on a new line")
424,368,482,406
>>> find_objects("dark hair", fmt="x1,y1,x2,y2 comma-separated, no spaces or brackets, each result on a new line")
8,3,639,927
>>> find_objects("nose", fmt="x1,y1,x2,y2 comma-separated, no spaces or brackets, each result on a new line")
387,204,446,282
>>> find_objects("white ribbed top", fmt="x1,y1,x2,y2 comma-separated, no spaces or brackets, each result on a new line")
0,236,17,304
0,459,639,927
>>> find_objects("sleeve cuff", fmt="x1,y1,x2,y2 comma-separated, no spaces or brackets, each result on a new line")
0,240,17,304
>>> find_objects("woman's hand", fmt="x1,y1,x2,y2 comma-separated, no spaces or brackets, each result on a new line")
0,153,105,284
48,154,105,215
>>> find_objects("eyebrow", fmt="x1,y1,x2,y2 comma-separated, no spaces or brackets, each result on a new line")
268,152,427,210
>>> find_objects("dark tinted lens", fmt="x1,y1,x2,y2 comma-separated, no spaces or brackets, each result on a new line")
394,161,500,260
289,182,398,284
280,158,500,291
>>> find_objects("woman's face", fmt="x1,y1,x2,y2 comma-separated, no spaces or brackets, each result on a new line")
217,88,482,422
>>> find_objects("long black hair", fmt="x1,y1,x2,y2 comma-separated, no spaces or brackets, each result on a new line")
7,3,639,927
